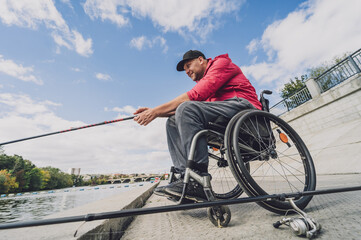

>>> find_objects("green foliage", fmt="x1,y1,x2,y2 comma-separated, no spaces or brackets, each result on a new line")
0,169,19,194
41,166,73,189
28,168,44,191
0,154,117,194
0,154,16,170
309,53,350,79
85,175,109,186
71,174,84,187
280,75,307,99
0,154,36,192
0,154,73,194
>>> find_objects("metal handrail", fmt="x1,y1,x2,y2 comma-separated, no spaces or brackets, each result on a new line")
270,48,361,115
270,86,311,116
315,48,361,92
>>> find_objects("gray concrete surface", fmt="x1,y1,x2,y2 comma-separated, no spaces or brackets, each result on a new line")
0,182,158,240
300,118,361,174
122,175,361,240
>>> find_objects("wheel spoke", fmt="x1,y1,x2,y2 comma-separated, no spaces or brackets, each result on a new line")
263,161,301,192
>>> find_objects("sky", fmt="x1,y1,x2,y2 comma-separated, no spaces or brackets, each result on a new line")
0,0,361,174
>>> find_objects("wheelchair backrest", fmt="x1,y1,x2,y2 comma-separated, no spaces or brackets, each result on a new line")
237,90,274,151
259,90,272,112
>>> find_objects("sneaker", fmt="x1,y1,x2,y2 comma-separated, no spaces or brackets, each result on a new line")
153,178,183,197
163,178,208,202
153,186,167,196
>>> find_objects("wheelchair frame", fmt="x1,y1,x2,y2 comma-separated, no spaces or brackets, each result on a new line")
168,90,317,227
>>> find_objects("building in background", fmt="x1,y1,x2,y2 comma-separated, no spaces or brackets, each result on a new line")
68,168,81,175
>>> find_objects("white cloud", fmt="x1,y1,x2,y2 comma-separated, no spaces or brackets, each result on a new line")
0,55,43,85
130,35,168,53
246,39,259,54
129,36,148,50
95,72,112,81
83,0,243,42
0,93,60,116
71,67,82,72
72,30,93,56
0,93,170,174
243,0,361,87
105,105,136,115
60,0,74,11
0,0,93,57
83,0,130,27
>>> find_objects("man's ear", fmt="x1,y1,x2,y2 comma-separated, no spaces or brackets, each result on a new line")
198,56,205,64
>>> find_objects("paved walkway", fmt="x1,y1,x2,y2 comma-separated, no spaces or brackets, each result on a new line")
122,174,361,240
300,118,361,174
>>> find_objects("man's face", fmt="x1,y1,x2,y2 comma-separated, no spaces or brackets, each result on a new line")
183,57,206,82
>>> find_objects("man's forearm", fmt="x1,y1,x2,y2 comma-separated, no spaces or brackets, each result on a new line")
154,93,190,117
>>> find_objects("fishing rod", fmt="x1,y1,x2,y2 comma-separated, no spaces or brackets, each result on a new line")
0,185,360,230
0,116,135,146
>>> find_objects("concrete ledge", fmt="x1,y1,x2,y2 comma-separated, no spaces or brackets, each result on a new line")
79,182,159,240
1,182,159,240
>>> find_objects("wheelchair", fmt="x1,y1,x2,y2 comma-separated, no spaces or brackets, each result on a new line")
167,90,317,227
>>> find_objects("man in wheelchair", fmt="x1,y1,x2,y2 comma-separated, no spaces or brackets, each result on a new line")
134,50,262,202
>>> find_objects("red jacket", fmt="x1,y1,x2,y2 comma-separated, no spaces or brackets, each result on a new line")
187,54,262,110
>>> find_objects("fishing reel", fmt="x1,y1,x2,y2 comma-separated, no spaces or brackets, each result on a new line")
273,198,321,239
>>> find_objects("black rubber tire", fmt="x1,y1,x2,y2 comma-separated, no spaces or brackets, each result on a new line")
226,110,316,214
207,205,231,227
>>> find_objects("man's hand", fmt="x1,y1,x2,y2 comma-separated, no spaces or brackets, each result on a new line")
133,93,190,126
133,107,158,126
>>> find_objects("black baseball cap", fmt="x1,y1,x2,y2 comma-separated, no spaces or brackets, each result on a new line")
176,50,206,71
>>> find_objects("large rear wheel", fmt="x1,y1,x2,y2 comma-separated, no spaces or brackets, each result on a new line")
225,110,316,214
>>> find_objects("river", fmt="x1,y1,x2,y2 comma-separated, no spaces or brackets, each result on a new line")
0,182,149,224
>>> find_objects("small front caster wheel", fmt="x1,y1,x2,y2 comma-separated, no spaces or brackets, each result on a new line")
207,205,231,228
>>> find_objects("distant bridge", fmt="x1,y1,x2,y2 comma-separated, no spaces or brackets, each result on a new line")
107,176,162,184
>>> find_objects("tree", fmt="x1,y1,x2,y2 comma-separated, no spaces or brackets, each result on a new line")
0,154,75,192
12,155,35,191
0,154,16,170
28,168,44,191
280,75,307,99
0,169,19,194
42,167,72,189
71,174,84,187
40,169,51,189
15,169,26,192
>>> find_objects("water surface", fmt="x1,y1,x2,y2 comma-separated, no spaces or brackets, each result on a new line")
0,183,148,223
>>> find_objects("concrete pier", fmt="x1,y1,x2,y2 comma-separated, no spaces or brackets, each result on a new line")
122,175,361,240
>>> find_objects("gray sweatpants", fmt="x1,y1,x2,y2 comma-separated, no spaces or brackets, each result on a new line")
166,97,256,174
